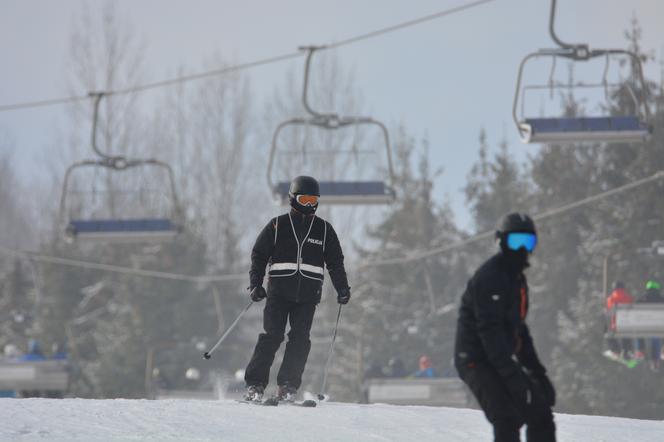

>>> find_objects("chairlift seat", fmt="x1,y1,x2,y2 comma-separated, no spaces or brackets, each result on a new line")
0,360,69,391
520,116,651,143
275,181,395,205
606,303,664,338
66,218,180,242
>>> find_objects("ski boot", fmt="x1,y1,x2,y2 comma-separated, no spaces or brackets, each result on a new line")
243,385,265,402
276,384,298,403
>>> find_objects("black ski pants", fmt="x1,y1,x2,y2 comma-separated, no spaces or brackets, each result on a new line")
459,363,556,442
245,296,316,390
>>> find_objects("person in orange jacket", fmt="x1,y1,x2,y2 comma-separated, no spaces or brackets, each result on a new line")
605,281,635,357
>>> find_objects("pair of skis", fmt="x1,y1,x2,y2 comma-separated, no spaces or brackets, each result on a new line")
602,350,640,368
237,397,317,407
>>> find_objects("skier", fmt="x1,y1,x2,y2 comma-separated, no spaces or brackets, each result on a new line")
384,357,407,378
413,355,436,378
243,176,351,402
635,279,663,371
604,281,635,359
454,213,556,442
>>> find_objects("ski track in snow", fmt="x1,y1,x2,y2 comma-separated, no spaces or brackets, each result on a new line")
0,398,662,441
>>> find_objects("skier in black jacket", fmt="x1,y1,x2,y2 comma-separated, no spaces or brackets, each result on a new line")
455,213,556,442
243,176,350,402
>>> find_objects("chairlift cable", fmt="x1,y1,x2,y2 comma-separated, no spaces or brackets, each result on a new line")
0,0,497,113
359,170,664,268
1,171,662,280
326,0,496,50
0,244,245,283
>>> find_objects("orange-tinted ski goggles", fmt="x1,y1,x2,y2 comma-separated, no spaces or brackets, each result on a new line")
296,194,319,206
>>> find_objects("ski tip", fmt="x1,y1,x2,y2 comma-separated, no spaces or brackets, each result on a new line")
203,352,211,360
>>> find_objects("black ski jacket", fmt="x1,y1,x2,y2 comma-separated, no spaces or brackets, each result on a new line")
249,209,349,304
454,252,546,379
637,289,664,303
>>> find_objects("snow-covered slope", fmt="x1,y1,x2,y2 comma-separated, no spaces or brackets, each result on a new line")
1,399,662,441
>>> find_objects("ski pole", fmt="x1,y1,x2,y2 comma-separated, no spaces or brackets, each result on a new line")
317,304,343,400
203,301,253,360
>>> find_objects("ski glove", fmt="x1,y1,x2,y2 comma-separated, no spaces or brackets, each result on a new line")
337,287,351,305
249,286,267,302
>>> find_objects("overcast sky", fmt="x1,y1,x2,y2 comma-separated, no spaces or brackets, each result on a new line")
2,0,663,230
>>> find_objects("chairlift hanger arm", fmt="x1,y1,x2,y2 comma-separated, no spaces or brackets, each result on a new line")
548,0,588,54
90,92,146,169
89,92,112,160
299,46,329,119
89,91,128,168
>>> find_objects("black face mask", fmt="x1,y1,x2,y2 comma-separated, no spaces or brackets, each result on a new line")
290,197,318,215
499,235,531,271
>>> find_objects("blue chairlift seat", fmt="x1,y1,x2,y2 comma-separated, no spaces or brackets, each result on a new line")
275,181,395,205
519,116,651,144
66,218,180,242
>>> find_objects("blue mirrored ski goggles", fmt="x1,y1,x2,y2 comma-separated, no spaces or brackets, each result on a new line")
506,232,537,252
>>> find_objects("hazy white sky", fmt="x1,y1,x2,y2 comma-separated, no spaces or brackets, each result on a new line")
1,0,663,230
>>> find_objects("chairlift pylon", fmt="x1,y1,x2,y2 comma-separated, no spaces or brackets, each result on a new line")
513,0,652,144
58,92,183,242
267,46,396,205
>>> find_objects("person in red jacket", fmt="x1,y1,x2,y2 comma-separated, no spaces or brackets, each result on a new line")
605,281,635,357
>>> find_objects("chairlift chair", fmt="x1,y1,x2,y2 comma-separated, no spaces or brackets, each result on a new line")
267,46,396,205
513,0,652,144
59,93,183,242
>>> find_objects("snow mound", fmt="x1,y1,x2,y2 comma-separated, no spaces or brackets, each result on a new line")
1,398,662,441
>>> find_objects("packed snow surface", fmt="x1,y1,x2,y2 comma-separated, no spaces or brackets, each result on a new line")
1,398,663,441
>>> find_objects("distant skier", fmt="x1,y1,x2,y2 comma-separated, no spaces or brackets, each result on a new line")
454,213,556,442
384,357,407,378
635,279,663,372
413,355,436,378
243,176,351,402
604,281,635,358
19,339,46,362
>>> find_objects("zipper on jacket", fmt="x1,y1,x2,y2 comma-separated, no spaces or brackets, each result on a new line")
295,257,302,302
291,214,315,302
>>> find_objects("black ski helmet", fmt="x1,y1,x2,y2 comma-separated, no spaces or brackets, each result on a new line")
289,175,320,214
496,212,536,236
495,212,537,253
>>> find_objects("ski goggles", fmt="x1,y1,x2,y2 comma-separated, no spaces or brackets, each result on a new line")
506,232,537,253
295,194,319,206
